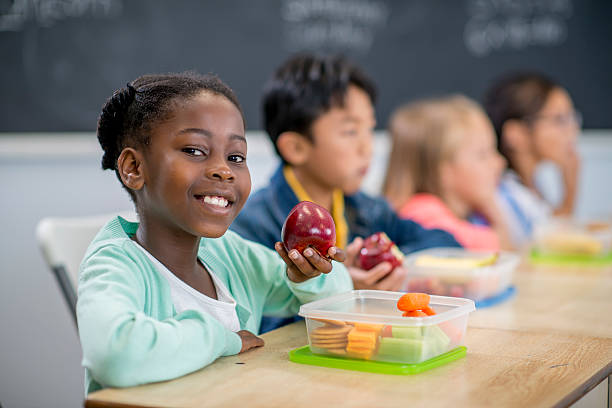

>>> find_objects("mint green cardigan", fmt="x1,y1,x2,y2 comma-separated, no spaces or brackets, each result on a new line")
77,216,352,393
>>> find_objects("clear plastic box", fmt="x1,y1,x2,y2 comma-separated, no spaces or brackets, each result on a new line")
533,218,612,257
298,290,475,364
403,248,519,301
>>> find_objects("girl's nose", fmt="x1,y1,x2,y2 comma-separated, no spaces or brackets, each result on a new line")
205,158,234,181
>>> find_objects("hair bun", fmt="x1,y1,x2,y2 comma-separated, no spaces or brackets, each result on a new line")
97,85,137,170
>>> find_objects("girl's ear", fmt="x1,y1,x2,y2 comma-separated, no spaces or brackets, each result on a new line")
502,119,530,153
276,131,312,166
117,147,145,191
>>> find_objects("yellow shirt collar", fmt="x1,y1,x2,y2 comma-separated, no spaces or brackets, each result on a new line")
283,165,348,249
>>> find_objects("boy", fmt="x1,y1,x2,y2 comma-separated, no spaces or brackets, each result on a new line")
231,54,460,330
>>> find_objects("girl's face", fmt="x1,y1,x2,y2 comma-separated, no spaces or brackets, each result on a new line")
529,87,580,163
442,114,506,213
138,91,250,238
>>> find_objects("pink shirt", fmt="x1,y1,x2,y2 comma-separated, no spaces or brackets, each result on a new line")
398,193,500,251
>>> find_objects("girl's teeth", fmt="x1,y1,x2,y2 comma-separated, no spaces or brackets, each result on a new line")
203,196,228,207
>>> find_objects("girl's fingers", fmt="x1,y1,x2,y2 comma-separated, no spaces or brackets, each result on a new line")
327,246,346,263
288,248,320,278
274,242,293,265
303,247,333,274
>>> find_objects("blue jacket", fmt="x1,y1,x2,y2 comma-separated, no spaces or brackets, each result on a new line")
232,166,461,255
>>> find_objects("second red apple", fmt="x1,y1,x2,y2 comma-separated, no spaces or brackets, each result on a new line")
359,232,404,271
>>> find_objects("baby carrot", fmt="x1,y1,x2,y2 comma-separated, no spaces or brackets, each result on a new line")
423,306,437,316
402,310,428,317
397,293,430,312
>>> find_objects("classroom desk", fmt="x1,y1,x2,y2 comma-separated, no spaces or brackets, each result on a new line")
86,261,612,408
86,321,612,408
470,262,612,338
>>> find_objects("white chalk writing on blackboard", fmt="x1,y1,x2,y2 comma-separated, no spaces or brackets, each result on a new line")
281,0,389,55
0,0,122,31
464,0,573,56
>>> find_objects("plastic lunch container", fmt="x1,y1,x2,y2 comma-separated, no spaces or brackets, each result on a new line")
298,290,475,364
402,248,519,301
532,218,612,257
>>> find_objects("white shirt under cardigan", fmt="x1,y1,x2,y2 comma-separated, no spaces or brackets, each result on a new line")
133,242,241,333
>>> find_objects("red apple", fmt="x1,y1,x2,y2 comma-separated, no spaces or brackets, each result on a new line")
281,201,336,257
359,232,404,270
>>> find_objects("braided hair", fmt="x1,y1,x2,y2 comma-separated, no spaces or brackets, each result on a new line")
97,72,244,199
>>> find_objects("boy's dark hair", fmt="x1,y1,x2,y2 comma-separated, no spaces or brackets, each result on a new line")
97,72,244,200
483,71,558,159
262,54,377,161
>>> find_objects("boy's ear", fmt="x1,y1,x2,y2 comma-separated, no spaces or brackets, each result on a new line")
502,119,530,153
117,147,145,191
276,131,312,166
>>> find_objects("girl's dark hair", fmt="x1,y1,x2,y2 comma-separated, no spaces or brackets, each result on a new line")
483,72,558,158
262,54,377,162
97,72,244,198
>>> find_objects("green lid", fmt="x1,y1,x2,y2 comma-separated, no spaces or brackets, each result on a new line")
530,248,612,266
289,345,466,375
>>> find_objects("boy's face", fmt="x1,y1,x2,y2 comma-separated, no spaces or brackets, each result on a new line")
302,85,376,195
138,91,250,238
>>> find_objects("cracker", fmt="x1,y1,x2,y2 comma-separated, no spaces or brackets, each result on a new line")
312,326,352,335
312,318,347,327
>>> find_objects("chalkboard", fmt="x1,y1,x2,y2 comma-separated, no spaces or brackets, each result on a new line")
1,0,611,132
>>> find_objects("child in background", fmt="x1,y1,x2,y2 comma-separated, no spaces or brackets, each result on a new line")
382,95,511,251
484,72,581,248
78,73,351,393
231,54,460,332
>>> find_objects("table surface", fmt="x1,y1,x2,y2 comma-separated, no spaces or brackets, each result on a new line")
470,262,612,338
86,261,612,408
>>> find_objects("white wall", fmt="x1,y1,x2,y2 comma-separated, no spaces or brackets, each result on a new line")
0,130,611,407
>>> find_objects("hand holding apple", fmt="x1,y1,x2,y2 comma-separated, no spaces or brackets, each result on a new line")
359,232,404,271
277,201,345,283
344,237,407,291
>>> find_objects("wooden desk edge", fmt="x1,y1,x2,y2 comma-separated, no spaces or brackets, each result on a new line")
553,359,612,408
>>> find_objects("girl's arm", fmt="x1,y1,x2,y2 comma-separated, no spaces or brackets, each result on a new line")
230,233,353,318
77,244,243,389
554,149,580,216
476,198,515,251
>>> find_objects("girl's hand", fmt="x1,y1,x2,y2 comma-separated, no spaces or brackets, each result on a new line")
237,330,264,353
555,147,580,216
275,242,346,283
344,237,407,291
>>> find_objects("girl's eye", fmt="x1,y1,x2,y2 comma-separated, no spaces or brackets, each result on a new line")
342,129,358,136
228,154,246,163
182,147,206,156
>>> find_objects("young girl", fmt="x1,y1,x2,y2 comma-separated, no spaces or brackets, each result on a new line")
78,73,351,393
484,72,581,247
382,95,511,251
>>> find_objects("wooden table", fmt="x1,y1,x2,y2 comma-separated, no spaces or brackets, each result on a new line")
470,262,612,338
86,261,612,408
86,321,612,408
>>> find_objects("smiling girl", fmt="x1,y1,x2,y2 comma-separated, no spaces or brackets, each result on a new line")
77,73,351,393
